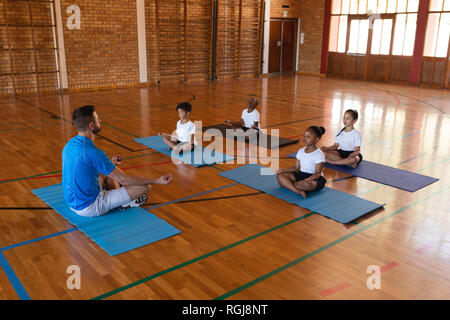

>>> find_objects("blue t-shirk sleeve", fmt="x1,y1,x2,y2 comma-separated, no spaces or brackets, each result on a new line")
87,147,116,176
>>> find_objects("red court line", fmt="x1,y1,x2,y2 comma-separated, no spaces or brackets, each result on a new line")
320,262,399,297
380,261,399,273
320,282,351,297
286,134,303,139
29,174,62,180
385,91,401,106
121,160,172,170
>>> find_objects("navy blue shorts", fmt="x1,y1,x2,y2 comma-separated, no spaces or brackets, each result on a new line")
338,149,363,165
293,171,326,192
175,140,194,153
241,126,259,133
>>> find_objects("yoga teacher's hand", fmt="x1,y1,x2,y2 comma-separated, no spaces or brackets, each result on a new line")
156,174,173,185
111,155,122,165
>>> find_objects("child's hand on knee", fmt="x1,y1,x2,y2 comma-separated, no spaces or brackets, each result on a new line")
305,177,314,184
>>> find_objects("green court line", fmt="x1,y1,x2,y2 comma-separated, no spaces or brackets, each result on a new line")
214,184,450,300
209,165,225,172
91,212,315,300
101,122,140,138
0,152,159,185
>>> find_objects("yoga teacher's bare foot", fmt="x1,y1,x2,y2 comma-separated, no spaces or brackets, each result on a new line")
299,191,307,199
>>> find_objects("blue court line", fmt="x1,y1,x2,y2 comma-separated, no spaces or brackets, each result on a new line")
0,183,240,299
1,155,447,298
0,228,78,252
0,252,31,300
398,153,425,165
1,183,240,253
214,184,450,300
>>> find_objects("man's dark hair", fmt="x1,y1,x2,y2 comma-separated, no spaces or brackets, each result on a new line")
72,105,95,132
176,102,192,113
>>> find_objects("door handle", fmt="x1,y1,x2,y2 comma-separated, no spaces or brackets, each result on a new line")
277,41,281,47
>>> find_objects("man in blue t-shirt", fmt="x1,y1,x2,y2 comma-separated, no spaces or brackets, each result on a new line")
62,105,172,217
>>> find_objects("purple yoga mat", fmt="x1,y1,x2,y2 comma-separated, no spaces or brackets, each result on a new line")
287,153,438,192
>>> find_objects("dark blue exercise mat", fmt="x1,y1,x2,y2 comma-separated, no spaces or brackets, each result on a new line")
218,164,384,224
287,153,438,192
134,135,235,167
32,184,181,256
201,124,299,149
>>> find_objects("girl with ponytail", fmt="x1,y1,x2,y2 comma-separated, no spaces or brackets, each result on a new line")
276,126,327,199
321,109,362,168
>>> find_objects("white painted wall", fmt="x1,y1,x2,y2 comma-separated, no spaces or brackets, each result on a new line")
262,0,271,74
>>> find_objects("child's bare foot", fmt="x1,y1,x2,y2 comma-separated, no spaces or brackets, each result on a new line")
351,157,359,168
299,191,307,199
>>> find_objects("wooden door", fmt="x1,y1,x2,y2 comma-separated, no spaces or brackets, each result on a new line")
367,14,395,82
269,20,282,73
344,17,369,80
281,20,297,73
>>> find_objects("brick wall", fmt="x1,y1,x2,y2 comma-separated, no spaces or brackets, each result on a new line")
145,0,212,84
297,0,325,73
60,0,140,89
1,0,267,95
270,0,302,18
216,0,263,79
0,0,58,95
270,0,325,74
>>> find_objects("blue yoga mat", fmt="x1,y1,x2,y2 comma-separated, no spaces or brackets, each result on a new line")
32,184,181,256
287,153,438,192
134,136,235,167
218,164,384,223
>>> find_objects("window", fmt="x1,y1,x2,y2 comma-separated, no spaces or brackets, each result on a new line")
329,15,349,53
371,19,393,55
392,13,417,55
329,0,419,55
424,0,450,57
348,19,369,54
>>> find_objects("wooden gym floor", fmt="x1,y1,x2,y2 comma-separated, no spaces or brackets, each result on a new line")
0,75,449,300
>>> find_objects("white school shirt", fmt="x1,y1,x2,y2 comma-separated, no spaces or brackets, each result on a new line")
335,128,362,152
176,120,196,144
241,109,260,129
296,147,325,175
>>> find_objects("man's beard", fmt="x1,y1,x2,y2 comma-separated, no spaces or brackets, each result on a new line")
93,126,101,134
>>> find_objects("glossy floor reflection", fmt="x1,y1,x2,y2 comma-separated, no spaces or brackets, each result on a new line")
0,75,448,300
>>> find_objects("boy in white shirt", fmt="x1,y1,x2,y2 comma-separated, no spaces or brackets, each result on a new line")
321,109,363,168
159,102,196,154
224,97,260,139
